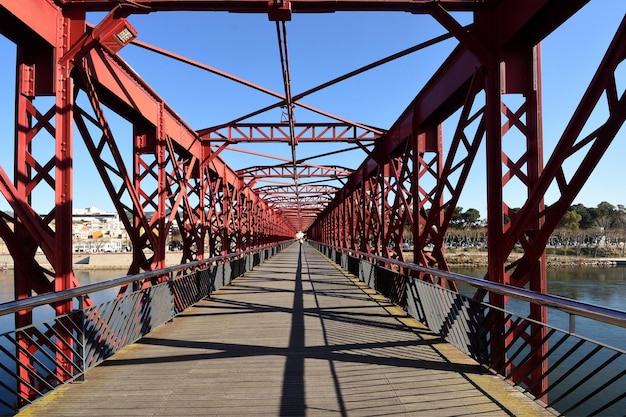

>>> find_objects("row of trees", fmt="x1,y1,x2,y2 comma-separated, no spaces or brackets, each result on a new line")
449,202,626,231
559,202,626,230
428,202,626,253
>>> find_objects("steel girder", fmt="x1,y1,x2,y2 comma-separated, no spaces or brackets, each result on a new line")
258,184,338,231
308,0,620,398
1,0,294,402
200,123,381,143
62,0,489,14
0,5,88,399
1,0,622,405
238,165,352,180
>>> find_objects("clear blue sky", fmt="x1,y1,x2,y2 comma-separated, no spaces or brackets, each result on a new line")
0,2,624,221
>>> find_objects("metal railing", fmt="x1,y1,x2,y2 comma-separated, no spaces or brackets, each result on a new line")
311,242,626,417
0,242,291,416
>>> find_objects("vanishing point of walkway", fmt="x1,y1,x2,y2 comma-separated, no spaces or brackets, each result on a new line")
18,244,553,417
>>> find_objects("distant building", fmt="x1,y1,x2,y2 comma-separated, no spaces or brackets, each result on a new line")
72,207,128,251
72,206,118,222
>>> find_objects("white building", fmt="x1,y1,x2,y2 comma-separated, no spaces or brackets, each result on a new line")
72,207,128,252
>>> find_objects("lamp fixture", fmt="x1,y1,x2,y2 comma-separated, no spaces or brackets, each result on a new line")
98,19,138,54
60,10,138,66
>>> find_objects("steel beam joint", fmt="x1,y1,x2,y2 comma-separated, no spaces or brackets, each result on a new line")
268,0,292,21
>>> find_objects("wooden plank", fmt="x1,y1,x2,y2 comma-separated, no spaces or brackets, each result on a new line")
17,243,553,416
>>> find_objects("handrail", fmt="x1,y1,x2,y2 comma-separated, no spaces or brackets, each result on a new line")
0,242,293,318
314,242,626,328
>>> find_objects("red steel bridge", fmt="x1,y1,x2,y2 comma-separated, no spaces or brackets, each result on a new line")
0,0,625,415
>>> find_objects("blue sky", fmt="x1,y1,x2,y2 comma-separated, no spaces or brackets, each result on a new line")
0,2,625,220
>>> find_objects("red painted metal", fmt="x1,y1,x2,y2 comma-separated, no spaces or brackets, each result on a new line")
130,37,385,138
200,123,381,143
0,0,293,402
239,165,352,180
307,0,611,401
62,0,489,13
1,0,623,407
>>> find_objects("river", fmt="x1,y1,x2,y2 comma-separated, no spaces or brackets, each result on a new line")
452,265,626,349
450,265,626,311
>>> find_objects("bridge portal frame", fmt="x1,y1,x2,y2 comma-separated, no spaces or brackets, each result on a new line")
1,0,625,406
0,0,296,401
309,1,626,399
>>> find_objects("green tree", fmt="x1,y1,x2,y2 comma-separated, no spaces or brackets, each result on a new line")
462,208,481,227
570,203,597,229
560,210,582,230
450,207,464,228
595,201,616,230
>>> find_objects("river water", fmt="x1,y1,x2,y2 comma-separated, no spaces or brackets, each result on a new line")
451,265,626,349
450,265,626,312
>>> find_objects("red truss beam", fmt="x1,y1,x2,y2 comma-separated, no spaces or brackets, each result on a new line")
267,195,332,203
308,0,602,400
413,74,484,285
0,1,295,401
131,37,384,137
162,136,206,264
83,47,202,157
258,184,338,195
502,18,626,285
0,0,88,398
74,36,292,248
271,204,330,211
200,123,381,143
239,165,352,180
62,0,488,13
274,205,329,212
324,0,588,203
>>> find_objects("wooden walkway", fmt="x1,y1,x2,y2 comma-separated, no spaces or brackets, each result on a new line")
17,243,553,417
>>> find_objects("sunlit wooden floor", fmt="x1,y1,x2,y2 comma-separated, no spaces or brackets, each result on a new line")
17,243,553,417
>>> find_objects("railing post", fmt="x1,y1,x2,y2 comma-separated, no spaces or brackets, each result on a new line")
76,295,86,383
168,270,177,319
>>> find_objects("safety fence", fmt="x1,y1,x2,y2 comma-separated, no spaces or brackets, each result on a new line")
311,241,626,417
0,242,291,415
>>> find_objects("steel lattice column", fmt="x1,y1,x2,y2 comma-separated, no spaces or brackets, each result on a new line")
477,5,547,394
3,7,87,400
164,147,205,264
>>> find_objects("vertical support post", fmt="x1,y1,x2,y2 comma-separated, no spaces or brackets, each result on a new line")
222,182,230,255
14,54,36,403
380,165,386,257
155,104,167,271
360,176,366,253
411,132,420,269
132,127,145,276
517,44,548,400
55,32,74,309
484,60,508,371
54,8,84,382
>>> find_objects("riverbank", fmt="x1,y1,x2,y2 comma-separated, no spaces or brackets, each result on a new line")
0,252,184,270
0,249,622,270
433,248,625,268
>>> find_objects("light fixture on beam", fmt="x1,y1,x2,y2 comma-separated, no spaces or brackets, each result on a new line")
60,9,138,66
98,19,138,54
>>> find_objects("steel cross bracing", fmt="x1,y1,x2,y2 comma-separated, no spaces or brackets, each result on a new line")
1,0,625,406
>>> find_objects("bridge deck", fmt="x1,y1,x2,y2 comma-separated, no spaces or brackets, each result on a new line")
17,244,553,417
